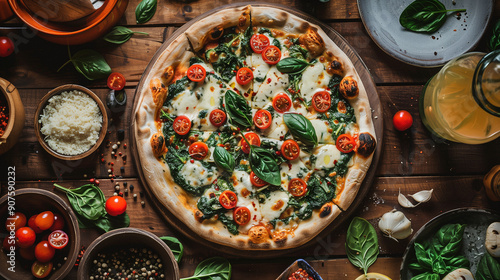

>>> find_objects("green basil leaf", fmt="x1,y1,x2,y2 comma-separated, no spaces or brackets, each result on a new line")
54,183,106,221
399,0,466,33
411,272,441,280
489,20,500,51
181,257,231,280
476,253,500,280
103,26,149,44
135,0,157,24
412,242,433,271
431,224,465,259
93,212,130,232
276,57,311,74
160,236,184,263
213,146,235,172
283,113,317,146
249,146,281,186
225,90,252,128
345,217,379,275
71,49,112,80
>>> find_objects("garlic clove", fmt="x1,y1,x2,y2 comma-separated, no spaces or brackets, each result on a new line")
398,191,418,208
409,189,433,203
442,268,474,280
485,222,500,257
378,209,413,241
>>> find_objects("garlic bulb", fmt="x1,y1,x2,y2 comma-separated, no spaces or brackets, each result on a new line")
378,209,413,241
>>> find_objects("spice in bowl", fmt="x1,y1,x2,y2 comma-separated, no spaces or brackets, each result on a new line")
0,92,9,137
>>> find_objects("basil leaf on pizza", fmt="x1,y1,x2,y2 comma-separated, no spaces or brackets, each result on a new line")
249,146,281,186
214,146,235,172
225,90,253,128
276,57,312,74
283,113,318,147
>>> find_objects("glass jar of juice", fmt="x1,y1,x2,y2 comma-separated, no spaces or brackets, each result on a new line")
420,50,500,144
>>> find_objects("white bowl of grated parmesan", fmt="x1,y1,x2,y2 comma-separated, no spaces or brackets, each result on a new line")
35,85,108,160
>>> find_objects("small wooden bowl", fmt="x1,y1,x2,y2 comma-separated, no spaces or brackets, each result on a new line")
0,188,81,280
34,84,108,161
77,228,180,280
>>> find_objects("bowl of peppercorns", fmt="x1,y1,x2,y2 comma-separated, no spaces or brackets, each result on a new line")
77,228,179,280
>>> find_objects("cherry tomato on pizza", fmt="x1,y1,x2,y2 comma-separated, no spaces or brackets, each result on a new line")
312,91,331,113
250,171,268,187
236,67,253,86
393,110,413,131
233,206,251,225
262,45,281,65
250,34,270,54
173,116,191,135
288,178,308,197
209,109,227,127
219,190,238,209
272,92,292,113
189,141,209,160
281,139,300,160
336,134,355,153
187,64,206,82
107,72,126,91
105,196,127,216
253,109,272,130
48,230,69,249
240,132,261,154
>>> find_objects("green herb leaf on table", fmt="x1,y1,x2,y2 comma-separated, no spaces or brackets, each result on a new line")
103,26,149,44
93,212,130,232
160,236,184,263
489,20,500,51
225,90,253,128
283,113,318,147
345,217,379,275
213,146,235,172
476,252,500,280
54,183,106,221
249,146,281,186
181,257,231,280
135,0,157,24
399,0,466,33
276,57,312,74
57,48,112,81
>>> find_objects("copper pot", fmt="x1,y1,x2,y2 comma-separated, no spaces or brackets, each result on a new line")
0,77,25,155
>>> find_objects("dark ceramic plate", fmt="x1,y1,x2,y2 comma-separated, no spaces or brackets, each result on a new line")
277,259,323,280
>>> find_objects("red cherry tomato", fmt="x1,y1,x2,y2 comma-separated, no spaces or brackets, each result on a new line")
236,67,254,86
209,109,226,127
28,215,43,234
250,34,270,54
35,211,54,231
173,116,191,135
5,212,26,231
233,207,251,225
15,227,36,248
107,72,126,90
272,92,292,113
219,190,238,209
49,213,65,232
336,134,355,153
253,109,272,130
32,261,53,279
240,132,261,154
187,64,206,82
105,196,127,216
189,141,209,160
312,91,332,113
35,241,55,263
393,110,413,131
288,178,308,197
250,171,268,188
19,245,35,261
262,45,281,65
281,139,300,160
48,230,69,250
0,37,14,57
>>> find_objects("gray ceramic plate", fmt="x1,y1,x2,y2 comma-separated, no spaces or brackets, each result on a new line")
358,0,494,67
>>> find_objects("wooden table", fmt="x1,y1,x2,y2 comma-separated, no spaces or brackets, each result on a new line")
1,1,500,279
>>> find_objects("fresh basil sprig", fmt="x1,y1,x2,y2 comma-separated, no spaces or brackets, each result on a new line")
345,217,379,275
240,132,281,186
214,146,235,172
181,257,231,280
283,113,318,147
399,0,466,33
489,20,500,51
160,236,184,263
104,26,149,44
54,183,106,220
225,90,253,128
135,0,157,24
476,252,500,280
276,57,312,74
58,48,112,80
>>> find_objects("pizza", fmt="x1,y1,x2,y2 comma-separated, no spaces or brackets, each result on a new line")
134,5,377,250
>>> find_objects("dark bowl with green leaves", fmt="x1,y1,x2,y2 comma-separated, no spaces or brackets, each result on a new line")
400,208,500,279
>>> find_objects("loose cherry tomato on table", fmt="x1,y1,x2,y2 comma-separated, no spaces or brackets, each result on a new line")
107,72,126,90
105,196,127,216
336,134,355,153
253,109,272,130
250,34,270,54
209,109,226,127
288,178,308,197
49,213,65,231
281,139,300,160
187,64,206,82
28,215,43,234
240,132,261,154
312,91,332,113
393,110,413,131
173,115,191,135
32,261,53,279
262,45,281,65
48,230,69,249
5,212,26,231
15,227,36,248
189,141,209,160
236,67,254,86
250,171,268,188
272,92,292,113
35,211,54,231
219,190,238,209
34,241,55,263
233,206,251,225
0,37,14,57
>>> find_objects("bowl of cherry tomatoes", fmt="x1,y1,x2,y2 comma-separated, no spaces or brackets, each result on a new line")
0,188,80,279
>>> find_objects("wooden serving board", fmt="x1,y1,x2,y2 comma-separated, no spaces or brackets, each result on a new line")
130,3,383,258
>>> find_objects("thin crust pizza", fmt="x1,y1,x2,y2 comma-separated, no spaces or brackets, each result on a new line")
134,5,377,250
